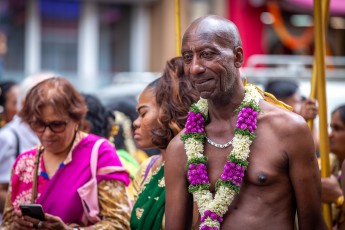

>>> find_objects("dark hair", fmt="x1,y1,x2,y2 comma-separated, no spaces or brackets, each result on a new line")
332,104,345,124
150,57,199,149
107,97,138,150
19,77,87,123
82,93,113,138
265,80,299,100
0,81,17,108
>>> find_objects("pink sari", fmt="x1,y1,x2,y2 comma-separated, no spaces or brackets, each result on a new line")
10,134,129,225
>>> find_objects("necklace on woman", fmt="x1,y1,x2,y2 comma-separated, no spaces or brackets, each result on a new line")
181,85,262,230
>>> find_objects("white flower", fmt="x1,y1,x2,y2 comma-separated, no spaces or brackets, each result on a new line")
244,85,262,104
184,138,204,160
231,135,251,160
201,219,220,228
194,190,212,214
196,98,208,116
212,186,236,215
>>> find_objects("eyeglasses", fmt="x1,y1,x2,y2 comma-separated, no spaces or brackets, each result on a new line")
30,120,70,133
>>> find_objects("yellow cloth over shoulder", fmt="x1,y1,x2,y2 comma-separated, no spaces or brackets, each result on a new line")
243,78,293,111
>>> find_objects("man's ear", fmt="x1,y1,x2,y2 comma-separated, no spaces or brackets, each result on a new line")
234,46,244,68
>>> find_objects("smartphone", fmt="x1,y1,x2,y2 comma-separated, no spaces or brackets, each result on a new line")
19,204,46,221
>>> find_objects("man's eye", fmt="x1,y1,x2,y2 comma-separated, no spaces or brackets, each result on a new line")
201,51,214,59
183,53,193,63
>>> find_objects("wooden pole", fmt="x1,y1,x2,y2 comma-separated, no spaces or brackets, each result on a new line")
175,0,181,56
308,0,330,130
313,0,332,228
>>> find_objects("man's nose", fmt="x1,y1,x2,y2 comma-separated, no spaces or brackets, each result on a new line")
190,57,205,75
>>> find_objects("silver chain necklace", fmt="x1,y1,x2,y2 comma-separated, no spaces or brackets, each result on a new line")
205,136,233,149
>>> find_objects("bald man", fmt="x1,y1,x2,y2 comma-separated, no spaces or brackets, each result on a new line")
164,15,326,230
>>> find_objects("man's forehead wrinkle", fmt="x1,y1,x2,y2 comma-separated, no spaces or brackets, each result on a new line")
182,31,231,50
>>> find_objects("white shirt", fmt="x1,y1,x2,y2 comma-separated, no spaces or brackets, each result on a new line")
0,115,39,183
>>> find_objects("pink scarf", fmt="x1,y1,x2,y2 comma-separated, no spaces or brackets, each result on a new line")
10,134,129,225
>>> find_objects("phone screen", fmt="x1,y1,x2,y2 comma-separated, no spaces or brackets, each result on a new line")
19,204,46,221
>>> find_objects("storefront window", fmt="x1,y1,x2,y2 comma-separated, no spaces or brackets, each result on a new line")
98,4,131,79
0,0,25,80
40,0,79,76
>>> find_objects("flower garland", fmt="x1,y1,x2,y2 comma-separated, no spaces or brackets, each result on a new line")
181,85,262,230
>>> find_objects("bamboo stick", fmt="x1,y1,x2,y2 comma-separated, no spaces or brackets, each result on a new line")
313,0,332,228
175,0,181,56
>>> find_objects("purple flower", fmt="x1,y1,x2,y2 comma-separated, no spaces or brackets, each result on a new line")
210,213,218,220
204,210,211,216
240,124,247,130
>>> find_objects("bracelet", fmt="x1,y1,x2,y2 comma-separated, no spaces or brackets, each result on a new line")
336,195,344,208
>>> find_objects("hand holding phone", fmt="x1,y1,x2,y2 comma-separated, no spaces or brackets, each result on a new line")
19,204,46,221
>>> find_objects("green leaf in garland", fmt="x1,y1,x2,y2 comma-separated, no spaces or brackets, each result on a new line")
215,180,240,193
187,156,208,168
234,129,255,141
227,155,249,168
188,183,211,193
181,133,205,142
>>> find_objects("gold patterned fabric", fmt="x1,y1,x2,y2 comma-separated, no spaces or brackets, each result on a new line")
92,180,131,230
131,156,156,202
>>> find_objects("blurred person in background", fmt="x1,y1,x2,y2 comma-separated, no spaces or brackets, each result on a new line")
80,93,114,139
2,77,131,229
321,104,345,229
107,97,150,163
0,73,53,223
0,81,18,128
80,93,140,198
111,110,141,180
130,57,199,230
265,79,320,152
0,33,7,79
265,80,318,121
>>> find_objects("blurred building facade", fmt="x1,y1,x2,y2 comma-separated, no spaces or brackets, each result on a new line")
0,0,344,92
0,0,228,91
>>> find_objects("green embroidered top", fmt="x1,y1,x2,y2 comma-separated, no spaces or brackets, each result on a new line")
130,165,165,230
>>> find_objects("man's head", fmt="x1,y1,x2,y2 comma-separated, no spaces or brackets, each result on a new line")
17,72,56,110
265,80,302,109
181,15,243,100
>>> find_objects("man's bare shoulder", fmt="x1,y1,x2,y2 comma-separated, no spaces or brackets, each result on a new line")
166,130,188,164
259,100,309,135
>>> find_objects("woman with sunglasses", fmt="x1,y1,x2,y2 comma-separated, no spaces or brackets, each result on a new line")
2,77,131,229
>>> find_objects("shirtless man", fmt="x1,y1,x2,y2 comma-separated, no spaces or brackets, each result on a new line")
164,15,326,230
